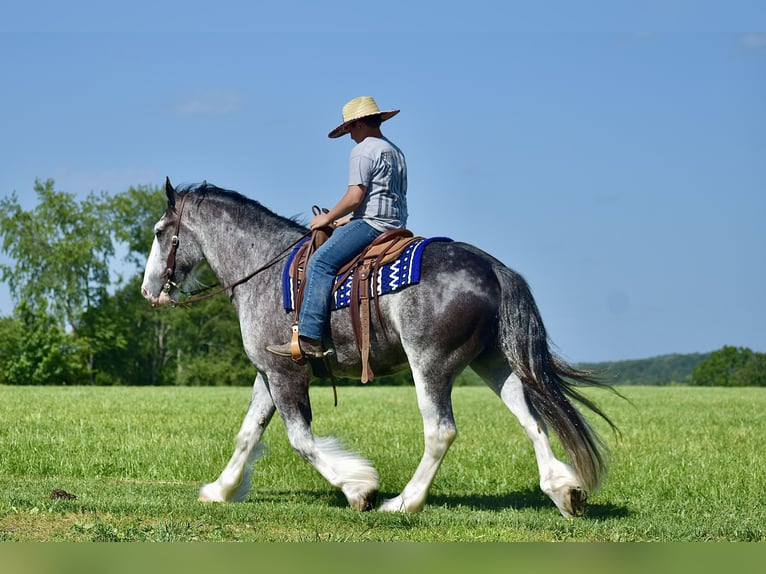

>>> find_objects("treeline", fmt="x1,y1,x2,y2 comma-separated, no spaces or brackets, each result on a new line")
579,347,766,387
578,353,711,386
1,180,763,387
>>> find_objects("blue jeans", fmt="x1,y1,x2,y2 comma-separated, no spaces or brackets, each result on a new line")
299,219,383,340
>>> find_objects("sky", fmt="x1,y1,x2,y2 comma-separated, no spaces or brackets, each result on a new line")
0,1,764,363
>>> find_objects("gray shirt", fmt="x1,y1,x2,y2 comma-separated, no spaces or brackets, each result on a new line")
348,136,408,232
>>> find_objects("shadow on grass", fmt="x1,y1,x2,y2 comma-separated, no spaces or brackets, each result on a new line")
249,487,630,520
426,488,631,520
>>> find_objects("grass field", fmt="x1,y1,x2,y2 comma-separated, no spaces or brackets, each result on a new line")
0,384,764,542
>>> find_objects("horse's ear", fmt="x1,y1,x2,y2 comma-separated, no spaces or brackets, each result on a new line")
165,177,176,209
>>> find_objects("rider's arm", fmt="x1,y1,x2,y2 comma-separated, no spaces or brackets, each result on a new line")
310,185,365,229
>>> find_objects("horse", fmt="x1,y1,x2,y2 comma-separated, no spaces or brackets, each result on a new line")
140,178,617,517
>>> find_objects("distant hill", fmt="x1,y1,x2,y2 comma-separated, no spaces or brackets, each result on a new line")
446,352,711,387
577,353,710,385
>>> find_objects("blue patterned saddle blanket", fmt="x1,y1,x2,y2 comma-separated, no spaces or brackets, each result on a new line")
282,237,451,311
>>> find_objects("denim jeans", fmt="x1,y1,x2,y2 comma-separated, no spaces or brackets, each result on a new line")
299,218,383,340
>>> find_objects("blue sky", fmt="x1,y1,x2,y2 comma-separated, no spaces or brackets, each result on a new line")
1,1,764,362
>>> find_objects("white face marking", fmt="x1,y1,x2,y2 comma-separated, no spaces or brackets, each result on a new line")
141,235,170,306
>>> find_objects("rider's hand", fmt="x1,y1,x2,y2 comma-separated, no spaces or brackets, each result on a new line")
310,212,334,230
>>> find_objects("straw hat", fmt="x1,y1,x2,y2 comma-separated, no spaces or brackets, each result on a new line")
328,96,400,139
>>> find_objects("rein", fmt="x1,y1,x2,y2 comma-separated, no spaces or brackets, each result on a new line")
162,193,311,307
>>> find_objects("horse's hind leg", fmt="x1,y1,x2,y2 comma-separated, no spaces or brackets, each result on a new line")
492,370,587,517
379,366,458,513
199,372,276,502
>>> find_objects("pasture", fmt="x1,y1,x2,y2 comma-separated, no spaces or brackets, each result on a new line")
0,384,763,542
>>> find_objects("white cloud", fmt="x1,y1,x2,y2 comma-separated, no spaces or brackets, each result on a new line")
172,91,244,117
740,33,766,48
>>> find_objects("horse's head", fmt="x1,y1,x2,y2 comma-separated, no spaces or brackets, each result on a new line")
141,178,204,307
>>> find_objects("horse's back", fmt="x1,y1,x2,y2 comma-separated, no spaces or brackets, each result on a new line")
418,239,505,302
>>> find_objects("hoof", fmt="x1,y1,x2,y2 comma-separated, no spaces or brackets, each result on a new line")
566,488,588,517
198,484,225,503
357,490,378,512
198,493,220,503
378,495,424,513
378,496,405,513
348,489,378,511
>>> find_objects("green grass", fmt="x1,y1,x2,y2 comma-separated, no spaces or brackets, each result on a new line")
0,384,764,541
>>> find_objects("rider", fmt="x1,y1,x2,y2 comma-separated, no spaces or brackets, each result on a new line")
267,96,408,359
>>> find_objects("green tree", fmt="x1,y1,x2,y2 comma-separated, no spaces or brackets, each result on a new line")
162,266,255,386
730,352,766,387
0,315,24,385
0,302,85,385
85,275,175,385
0,179,115,383
691,346,766,387
0,179,114,329
109,184,167,267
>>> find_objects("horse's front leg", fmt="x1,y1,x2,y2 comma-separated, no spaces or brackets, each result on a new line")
199,372,275,502
270,373,379,511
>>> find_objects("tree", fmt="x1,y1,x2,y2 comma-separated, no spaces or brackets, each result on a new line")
84,275,175,385
164,267,256,386
0,179,116,383
109,184,168,267
691,346,766,387
730,353,766,387
0,179,114,329
0,302,85,385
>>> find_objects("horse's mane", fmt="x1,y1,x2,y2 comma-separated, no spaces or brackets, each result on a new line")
175,181,306,231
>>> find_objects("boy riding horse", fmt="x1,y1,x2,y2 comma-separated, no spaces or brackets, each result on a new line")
267,96,407,360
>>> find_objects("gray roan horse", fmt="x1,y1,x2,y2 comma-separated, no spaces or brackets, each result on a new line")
141,179,617,517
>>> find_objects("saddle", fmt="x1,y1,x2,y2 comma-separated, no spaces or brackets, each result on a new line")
288,224,422,383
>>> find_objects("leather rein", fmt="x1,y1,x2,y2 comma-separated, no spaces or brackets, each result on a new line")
161,193,311,306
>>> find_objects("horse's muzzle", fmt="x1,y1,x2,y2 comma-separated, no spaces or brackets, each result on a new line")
141,286,173,307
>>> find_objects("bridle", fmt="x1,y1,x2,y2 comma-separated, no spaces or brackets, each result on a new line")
161,193,190,296
160,193,311,306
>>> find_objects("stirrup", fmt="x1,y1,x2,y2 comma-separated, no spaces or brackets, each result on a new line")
266,332,333,362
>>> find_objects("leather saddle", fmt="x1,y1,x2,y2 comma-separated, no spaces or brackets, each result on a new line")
288,224,422,383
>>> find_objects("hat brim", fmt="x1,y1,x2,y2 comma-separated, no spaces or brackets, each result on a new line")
328,109,400,139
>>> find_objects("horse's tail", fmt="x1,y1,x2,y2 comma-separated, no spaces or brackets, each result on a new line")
492,265,618,493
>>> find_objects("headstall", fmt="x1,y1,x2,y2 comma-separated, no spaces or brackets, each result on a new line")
159,193,310,306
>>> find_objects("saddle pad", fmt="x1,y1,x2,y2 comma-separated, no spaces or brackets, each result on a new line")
282,236,452,311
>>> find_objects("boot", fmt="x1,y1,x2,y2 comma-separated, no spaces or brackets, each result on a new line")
266,336,332,359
